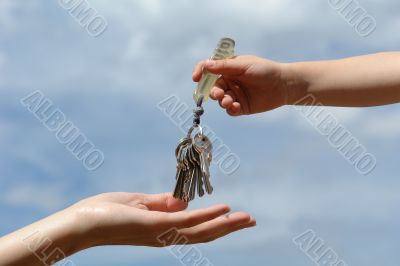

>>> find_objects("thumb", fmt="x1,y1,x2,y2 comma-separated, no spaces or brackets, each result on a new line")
144,193,188,212
204,58,249,76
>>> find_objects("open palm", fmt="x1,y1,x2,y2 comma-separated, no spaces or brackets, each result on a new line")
72,192,256,247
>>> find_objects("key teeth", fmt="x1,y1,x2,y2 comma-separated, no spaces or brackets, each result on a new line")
204,184,213,194
182,194,190,203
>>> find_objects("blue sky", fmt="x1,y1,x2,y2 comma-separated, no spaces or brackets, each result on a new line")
1,0,400,265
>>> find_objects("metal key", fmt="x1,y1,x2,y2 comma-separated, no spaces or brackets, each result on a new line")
194,133,213,194
173,137,192,200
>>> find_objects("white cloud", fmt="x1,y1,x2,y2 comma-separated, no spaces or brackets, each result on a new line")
2,0,400,99
0,0,40,32
0,0,17,31
123,32,151,61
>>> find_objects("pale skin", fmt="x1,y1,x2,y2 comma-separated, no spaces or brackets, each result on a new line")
192,52,400,115
0,193,256,266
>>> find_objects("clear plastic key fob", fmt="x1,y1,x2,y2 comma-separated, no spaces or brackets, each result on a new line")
193,37,235,103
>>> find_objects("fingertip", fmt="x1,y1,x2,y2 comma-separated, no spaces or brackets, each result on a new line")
162,193,188,212
192,60,206,82
247,216,257,226
227,212,251,222
231,101,241,109
237,220,257,230
249,220,257,227
211,87,225,100
192,72,201,82
221,95,234,108
210,90,217,100
227,102,242,116
170,197,189,210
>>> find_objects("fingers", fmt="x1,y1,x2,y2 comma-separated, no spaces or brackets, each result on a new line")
192,57,249,82
192,60,206,82
201,216,256,243
143,193,188,212
163,204,230,229
177,212,256,244
209,79,242,115
210,77,227,101
208,78,245,116
193,58,247,117
218,95,243,116
210,87,225,101
220,90,235,108
226,102,243,116
204,58,248,76
219,90,244,116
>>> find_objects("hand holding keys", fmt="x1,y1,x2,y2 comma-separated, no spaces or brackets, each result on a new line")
173,37,236,202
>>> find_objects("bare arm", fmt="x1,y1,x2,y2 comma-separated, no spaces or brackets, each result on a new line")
192,52,400,116
0,192,255,266
286,52,400,107
0,209,81,266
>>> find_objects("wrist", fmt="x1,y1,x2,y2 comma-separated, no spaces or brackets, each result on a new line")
61,205,102,253
57,209,88,256
44,208,92,257
11,208,89,265
280,62,310,105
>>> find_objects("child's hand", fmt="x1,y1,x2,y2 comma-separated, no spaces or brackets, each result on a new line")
192,55,290,116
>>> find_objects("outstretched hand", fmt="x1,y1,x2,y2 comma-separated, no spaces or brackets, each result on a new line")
0,192,256,266
73,192,256,247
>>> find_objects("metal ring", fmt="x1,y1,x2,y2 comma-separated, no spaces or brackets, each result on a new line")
187,124,203,138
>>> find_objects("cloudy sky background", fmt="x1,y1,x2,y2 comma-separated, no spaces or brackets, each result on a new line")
0,0,400,265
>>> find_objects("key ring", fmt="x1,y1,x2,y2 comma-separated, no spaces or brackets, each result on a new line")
187,124,203,139
173,37,235,202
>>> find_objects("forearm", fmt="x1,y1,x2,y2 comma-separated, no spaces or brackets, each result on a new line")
285,52,400,107
0,210,85,266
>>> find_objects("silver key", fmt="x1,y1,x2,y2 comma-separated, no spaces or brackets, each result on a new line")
200,150,213,194
173,129,214,202
173,138,192,199
193,133,213,194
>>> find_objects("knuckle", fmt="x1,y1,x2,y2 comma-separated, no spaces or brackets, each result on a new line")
198,60,206,69
220,59,228,69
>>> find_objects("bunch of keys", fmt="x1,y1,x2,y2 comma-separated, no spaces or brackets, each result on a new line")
173,37,236,202
173,125,213,202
